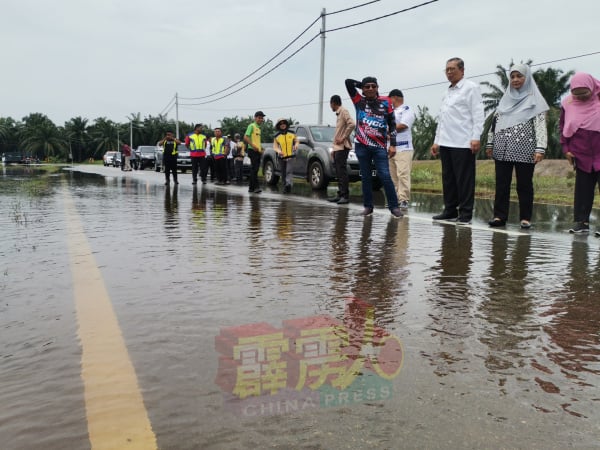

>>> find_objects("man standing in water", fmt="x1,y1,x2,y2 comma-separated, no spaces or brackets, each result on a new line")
345,76,402,217
328,94,355,205
431,57,484,224
244,111,265,194
158,131,182,185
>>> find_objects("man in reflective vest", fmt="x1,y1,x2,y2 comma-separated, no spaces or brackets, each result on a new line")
211,127,228,185
158,130,182,185
186,123,208,185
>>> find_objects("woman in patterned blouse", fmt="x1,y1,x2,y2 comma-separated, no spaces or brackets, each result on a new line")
486,64,549,229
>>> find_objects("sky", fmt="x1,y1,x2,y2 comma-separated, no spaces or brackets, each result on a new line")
2,0,599,133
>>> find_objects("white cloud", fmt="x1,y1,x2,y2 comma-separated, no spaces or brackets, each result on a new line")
2,0,599,133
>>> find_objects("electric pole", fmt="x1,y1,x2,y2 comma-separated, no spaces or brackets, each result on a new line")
318,8,326,125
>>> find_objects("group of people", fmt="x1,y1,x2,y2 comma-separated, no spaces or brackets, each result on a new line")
329,57,599,235
156,126,246,186
155,56,600,234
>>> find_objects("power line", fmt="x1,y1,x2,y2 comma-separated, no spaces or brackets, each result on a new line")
179,0,386,102
178,51,600,114
327,0,438,33
179,0,439,106
159,96,176,116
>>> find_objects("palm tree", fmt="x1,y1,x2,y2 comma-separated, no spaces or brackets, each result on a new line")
20,120,67,161
65,116,89,162
89,117,118,157
411,106,437,160
532,67,574,108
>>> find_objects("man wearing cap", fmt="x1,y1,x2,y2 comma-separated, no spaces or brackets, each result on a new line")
273,118,298,193
186,123,208,185
345,76,403,218
388,89,416,209
244,111,265,194
328,94,355,205
430,57,484,224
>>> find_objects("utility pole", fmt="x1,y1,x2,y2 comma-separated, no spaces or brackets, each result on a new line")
117,128,120,152
318,8,326,125
175,92,180,139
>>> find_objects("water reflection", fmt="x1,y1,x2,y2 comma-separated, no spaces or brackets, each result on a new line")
479,235,535,375
164,185,180,241
351,218,409,326
424,225,473,376
541,241,600,416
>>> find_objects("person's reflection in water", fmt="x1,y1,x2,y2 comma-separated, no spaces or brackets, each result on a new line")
329,208,352,298
479,234,534,376
191,186,208,246
425,225,473,376
164,185,180,242
247,196,264,275
351,217,408,326
542,241,600,416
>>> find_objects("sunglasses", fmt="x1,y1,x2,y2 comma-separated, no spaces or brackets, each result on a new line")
362,83,378,89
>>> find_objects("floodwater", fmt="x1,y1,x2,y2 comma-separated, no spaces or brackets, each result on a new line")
1,164,599,450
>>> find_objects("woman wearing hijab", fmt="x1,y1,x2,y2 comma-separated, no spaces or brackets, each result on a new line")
560,72,600,235
486,64,549,229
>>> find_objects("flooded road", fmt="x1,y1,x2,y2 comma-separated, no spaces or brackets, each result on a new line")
1,165,599,449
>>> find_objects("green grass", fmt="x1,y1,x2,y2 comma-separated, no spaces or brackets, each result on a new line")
410,160,594,207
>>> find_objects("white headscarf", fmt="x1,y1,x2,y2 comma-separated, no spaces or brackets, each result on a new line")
495,64,549,131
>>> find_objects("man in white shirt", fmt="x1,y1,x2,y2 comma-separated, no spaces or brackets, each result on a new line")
431,57,484,224
388,89,415,209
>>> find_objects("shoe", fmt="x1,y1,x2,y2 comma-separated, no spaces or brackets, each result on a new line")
174,181,179,184
456,217,471,225
253,189,262,194
520,220,532,229
399,200,409,209
595,231,600,237
192,181,197,185
164,181,170,185
569,222,589,233
202,180,207,185
361,207,374,217
336,197,349,205
390,207,404,218
488,218,506,227
284,184,291,193
433,211,458,221
328,196,341,203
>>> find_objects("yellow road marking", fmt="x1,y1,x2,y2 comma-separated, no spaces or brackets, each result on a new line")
64,190,157,450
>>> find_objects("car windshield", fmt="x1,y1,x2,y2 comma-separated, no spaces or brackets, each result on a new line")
139,147,156,154
309,126,336,142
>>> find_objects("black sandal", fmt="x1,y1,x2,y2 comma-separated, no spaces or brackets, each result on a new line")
488,218,506,227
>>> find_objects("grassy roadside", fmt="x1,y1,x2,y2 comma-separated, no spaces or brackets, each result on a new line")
410,159,594,207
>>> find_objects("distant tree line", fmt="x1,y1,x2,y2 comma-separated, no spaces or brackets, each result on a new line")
0,63,572,162
0,113,280,162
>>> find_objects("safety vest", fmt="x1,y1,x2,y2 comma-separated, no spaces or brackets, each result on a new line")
211,137,226,159
162,140,178,158
188,133,207,157
274,132,296,158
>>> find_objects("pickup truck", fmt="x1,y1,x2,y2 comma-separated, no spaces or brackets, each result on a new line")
261,124,381,190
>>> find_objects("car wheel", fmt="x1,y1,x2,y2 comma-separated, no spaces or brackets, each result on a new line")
308,160,328,190
181,168,186,174
263,159,279,186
